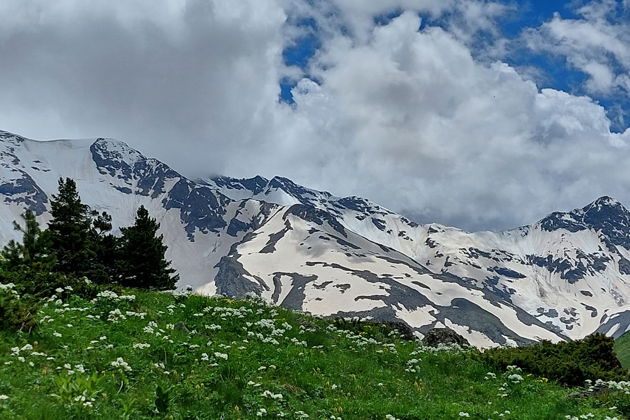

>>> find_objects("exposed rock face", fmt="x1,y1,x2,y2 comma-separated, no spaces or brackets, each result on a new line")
422,328,471,348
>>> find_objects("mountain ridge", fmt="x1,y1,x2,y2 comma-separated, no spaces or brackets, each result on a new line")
0,129,629,347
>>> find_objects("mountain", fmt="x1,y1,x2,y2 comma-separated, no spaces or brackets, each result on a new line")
1,130,629,347
204,175,630,343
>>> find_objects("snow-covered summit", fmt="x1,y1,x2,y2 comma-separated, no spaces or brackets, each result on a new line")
539,196,630,236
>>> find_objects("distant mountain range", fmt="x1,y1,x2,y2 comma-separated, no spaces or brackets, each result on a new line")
1,129,629,347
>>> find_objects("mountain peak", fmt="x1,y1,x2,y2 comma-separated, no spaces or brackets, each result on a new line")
92,137,135,152
0,129,19,137
91,137,144,165
582,196,629,220
538,196,630,249
586,195,623,210
0,130,27,144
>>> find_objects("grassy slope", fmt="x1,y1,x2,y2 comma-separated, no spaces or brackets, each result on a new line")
0,290,624,419
616,332,630,370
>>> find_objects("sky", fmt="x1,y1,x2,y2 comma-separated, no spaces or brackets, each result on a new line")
0,0,629,231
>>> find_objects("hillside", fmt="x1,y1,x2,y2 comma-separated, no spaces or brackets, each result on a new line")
1,129,630,347
615,332,630,369
0,284,626,419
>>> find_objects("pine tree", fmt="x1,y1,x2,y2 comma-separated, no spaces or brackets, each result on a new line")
1,209,54,269
47,178,95,276
118,205,178,290
0,209,65,299
89,210,119,283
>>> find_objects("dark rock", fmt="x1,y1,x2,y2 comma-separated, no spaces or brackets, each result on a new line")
227,218,250,237
0,172,49,215
387,321,416,341
162,181,227,240
567,384,610,399
284,204,347,237
174,321,190,333
211,175,268,195
619,256,630,274
214,253,267,298
260,222,292,253
422,327,470,348
371,217,387,231
489,266,526,279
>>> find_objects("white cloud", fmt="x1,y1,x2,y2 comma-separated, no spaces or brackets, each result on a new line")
0,1,628,231
524,1,630,96
271,11,630,229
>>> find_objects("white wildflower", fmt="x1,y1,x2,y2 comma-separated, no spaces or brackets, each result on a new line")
508,374,523,383
133,343,151,349
262,390,283,400
111,357,132,371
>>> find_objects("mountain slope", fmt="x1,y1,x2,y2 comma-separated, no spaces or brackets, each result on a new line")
0,130,279,292
205,175,630,342
1,130,630,347
1,287,620,419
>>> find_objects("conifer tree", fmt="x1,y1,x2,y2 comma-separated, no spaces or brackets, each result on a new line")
47,177,95,276
118,205,178,290
1,209,54,269
89,210,119,282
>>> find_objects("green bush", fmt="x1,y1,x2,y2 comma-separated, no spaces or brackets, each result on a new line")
0,283,37,332
1,265,101,300
479,334,628,386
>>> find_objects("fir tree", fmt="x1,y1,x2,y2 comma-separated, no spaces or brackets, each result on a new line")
89,210,119,283
0,209,67,299
1,209,54,269
47,177,95,276
118,205,178,290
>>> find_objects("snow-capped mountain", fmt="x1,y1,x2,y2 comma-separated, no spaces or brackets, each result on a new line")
1,130,629,347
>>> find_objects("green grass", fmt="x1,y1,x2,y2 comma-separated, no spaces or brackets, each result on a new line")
615,332,630,370
0,288,627,419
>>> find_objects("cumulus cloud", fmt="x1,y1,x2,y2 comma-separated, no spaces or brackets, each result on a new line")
0,1,629,231
523,0,630,96
278,11,630,229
